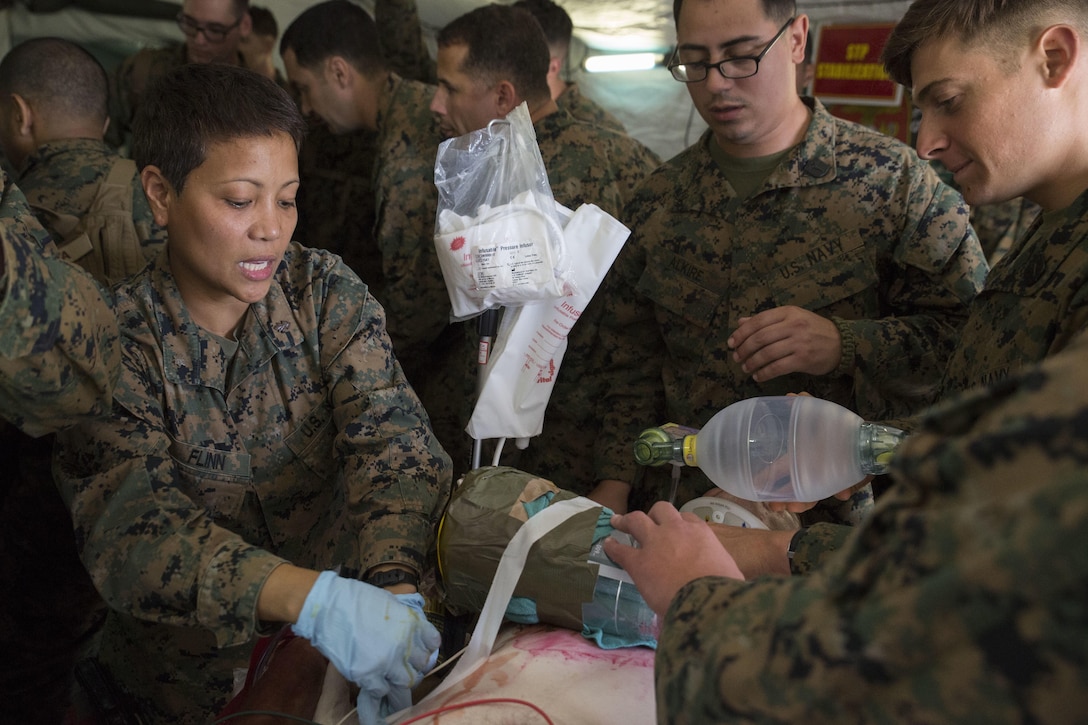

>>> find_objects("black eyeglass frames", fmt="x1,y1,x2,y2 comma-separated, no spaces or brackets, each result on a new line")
176,12,243,43
668,17,796,82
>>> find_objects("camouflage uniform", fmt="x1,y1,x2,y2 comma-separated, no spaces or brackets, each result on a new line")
296,0,435,282
656,329,1088,724
296,0,442,463
792,190,1088,571
375,0,437,85
484,110,661,491
17,138,167,277
536,109,660,218
0,175,117,435
366,74,477,473
370,74,444,362
12,138,166,721
932,160,1040,267
940,188,1088,395
592,99,988,511
970,196,1040,266
0,176,118,724
52,242,453,723
558,82,626,133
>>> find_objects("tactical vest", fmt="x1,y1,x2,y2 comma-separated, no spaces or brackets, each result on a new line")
34,157,146,286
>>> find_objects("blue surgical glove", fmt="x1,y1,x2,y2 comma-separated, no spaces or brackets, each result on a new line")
293,571,441,725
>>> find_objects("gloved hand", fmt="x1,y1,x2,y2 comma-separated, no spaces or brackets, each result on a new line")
292,571,441,725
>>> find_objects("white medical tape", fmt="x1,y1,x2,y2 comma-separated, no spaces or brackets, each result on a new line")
399,496,600,710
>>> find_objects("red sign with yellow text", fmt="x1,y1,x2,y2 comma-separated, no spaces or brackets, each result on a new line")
813,23,902,106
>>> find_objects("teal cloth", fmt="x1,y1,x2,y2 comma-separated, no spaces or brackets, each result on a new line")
581,610,658,650
505,596,539,623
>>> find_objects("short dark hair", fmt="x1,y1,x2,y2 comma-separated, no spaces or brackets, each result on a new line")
513,0,574,57
437,4,551,103
131,64,305,194
247,4,277,39
673,0,795,25
883,0,1088,87
0,37,108,125
279,0,385,77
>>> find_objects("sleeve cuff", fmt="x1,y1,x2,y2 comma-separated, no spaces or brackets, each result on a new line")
199,546,289,649
831,317,856,377
788,522,852,575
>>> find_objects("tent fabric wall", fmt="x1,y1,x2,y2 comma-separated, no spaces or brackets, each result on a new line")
0,3,178,66
0,0,916,174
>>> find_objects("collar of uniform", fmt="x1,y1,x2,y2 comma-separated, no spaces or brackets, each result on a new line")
531,104,577,139
151,246,305,391
18,138,114,182
1037,183,1088,229
795,97,837,180
751,96,836,189
676,97,837,212
985,185,1088,295
561,81,585,105
234,271,306,374
696,97,831,183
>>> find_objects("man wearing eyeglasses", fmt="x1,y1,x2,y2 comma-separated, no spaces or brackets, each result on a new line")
587,0,989,517
106,0,252,149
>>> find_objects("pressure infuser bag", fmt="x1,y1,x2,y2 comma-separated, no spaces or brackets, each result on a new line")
433,103,573,320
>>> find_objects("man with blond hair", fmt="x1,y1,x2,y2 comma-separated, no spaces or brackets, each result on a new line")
884,0,1088,396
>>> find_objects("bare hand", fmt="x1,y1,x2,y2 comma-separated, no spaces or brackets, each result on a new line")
728,306,841,382
705,523,795,578
603,502,743,615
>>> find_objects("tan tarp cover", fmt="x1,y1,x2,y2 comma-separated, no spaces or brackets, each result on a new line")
438,466,604,632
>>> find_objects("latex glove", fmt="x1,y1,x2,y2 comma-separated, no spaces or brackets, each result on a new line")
370,593,439,720
293,571,441,725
